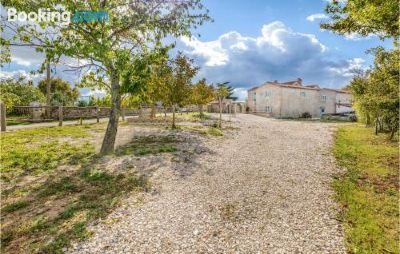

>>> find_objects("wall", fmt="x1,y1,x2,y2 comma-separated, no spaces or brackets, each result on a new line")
319,89,337,114
247,84,353,118
279,87,320,117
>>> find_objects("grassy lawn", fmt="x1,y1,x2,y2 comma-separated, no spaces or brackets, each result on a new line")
333,124,399,253
0,124,148,253
5,116,33,126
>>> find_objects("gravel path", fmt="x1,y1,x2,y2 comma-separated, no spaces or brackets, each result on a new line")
69,114,345,253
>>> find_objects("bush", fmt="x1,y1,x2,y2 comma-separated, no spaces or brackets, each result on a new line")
300,112,312,118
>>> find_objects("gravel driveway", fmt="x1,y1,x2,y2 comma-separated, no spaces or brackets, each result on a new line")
68,114,345,253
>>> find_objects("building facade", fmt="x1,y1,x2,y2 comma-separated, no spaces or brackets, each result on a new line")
247,79,352,118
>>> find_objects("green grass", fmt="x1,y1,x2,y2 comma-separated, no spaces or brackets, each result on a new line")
1,200,29,213
0,124,148,253
207,127,223,136
333,124,399,254
188,112,212,120
0,125,94,181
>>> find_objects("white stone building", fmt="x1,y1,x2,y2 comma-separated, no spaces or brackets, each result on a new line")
247,79,352,118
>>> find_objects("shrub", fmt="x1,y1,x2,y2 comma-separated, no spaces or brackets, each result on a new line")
301,112,312,118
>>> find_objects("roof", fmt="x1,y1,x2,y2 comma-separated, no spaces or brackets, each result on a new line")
247,79,350,94
321,88,350,94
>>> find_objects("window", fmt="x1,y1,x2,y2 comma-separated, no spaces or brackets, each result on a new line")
320,106,325,114
300,91,306,97
321,95,327,101
265,106,272,112
253,92,256,101
265,91,271,99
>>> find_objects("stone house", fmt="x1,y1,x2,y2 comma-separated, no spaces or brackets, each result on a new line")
247,78,352,118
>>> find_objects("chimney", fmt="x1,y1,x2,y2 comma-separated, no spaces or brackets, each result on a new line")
297,78,303,86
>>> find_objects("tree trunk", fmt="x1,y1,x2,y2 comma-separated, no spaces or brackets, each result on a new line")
150,104,156,118
100,74,121,155
199,104,204,118
365,113,371,127
219,98,222,129
58,106,63,126
0,102,6,132
45,62,51,118
172,104,176,129
375,120,378,135
138,105,143,119
389,128,396,140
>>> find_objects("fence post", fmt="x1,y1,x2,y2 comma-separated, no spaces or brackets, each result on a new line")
0,103,6,132
79,109,83,125
58,106,63,126
96,106,99,123
121,107,125,121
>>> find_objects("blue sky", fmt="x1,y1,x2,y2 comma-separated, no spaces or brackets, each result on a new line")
196,0,389,60
1,0,393,100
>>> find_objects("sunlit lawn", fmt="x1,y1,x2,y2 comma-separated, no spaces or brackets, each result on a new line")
0,124,148,253
333,124,399,254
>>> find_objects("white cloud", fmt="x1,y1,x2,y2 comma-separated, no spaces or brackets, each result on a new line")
10,46,45,66
328,58,367,77
323,0,347,3
11,56,32,66
0,69,44,82
180,36,228,66
79,88,107,97
176,21,365,93
306,13,328,22
344,33,376,41
232,87,248,101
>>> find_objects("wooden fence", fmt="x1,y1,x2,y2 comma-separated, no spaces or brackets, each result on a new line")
0,104,203,131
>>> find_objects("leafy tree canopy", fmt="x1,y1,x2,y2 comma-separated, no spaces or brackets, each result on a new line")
0,78,45,112
38,78,79,106
349,47,399,139
192,78,214,106
321,0,399,40
216,82,237,101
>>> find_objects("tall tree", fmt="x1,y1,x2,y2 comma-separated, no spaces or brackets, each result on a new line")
191,78,214,117
214,83,229,129
38,78,79,106
2,0,210,154
163,52,198,128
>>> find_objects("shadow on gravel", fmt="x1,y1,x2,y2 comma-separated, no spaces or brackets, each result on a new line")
114,128,215,178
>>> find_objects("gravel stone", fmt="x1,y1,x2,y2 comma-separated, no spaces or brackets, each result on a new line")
68,114,345,253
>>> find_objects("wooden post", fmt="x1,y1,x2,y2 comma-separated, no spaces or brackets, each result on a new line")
96,106,99,123
58,105,63,126
121,107,125,121
79,109,83,125
1,103,6,132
